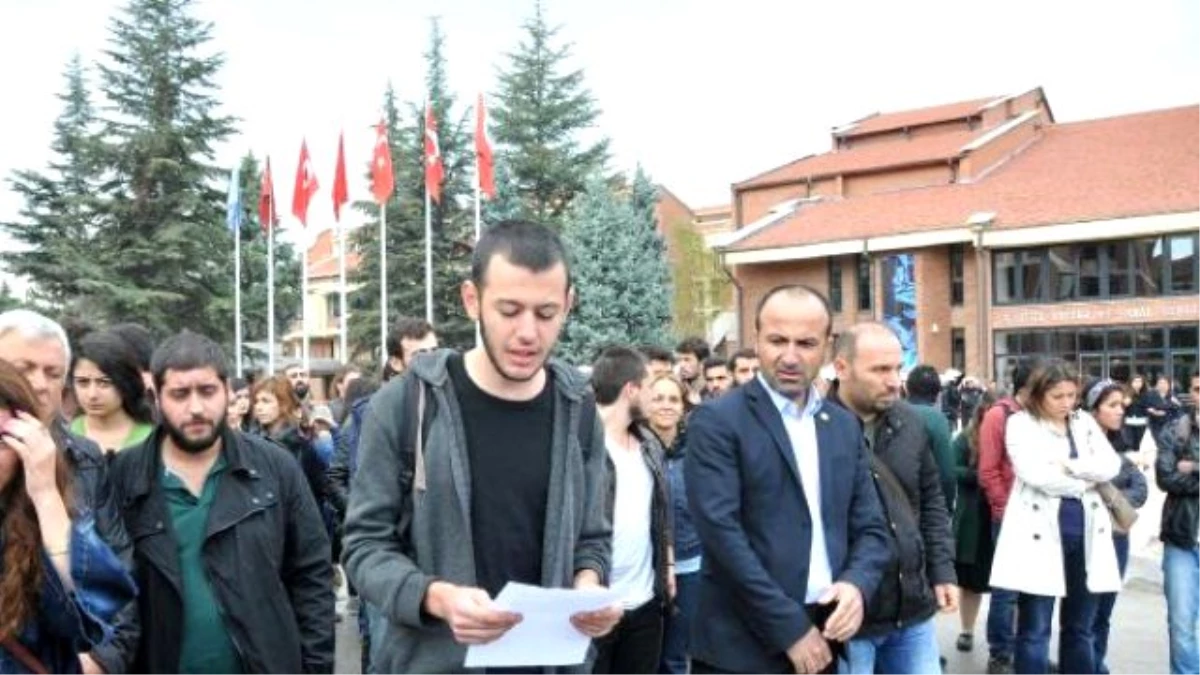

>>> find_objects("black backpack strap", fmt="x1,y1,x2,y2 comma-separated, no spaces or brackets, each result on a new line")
577,391,597,452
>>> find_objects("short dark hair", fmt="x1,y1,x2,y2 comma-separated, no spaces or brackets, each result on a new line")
675,336,710,361
591,346,648,406
1025,359,1079,421
108,323,155,372
385,317,434,360
229,376,249,392
728,347,756,370
73,330,154,423
471,219,571,291
702,356,728,376
1012,356,1042,393
906,365,942,402
339,377,381,424
150,330,229,393
639,345,674,365
754,284,833,335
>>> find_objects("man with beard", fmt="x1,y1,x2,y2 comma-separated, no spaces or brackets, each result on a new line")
108,330,334,673
829,323,956,674
685,285,891,674
591,346,673,673
285,362,312,406
343,219,620,673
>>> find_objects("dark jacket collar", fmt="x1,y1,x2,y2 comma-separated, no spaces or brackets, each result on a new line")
125,424,256,500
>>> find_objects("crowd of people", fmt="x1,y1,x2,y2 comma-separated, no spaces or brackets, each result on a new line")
0,219,1196,675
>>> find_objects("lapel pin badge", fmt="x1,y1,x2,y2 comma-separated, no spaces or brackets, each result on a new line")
819,412,829,422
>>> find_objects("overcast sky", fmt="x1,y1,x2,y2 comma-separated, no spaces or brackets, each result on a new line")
1,0,1198,292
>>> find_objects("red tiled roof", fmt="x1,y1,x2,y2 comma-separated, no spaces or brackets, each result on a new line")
730,105,1199,252
735,129,979,188
837,96,999,137
308,251,361,278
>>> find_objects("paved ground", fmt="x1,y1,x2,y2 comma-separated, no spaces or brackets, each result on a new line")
334,576,1172,674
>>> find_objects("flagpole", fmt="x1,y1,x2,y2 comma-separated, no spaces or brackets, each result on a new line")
379,203,388,362
301,224,309,376
267,202,276,376
473,160,482,349
235,218,243,377
424,187,433,324
339,219,348,364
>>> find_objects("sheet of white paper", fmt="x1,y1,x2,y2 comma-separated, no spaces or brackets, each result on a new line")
464,582,622,668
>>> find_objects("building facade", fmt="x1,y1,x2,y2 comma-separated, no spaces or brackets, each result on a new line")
716,88,1198,388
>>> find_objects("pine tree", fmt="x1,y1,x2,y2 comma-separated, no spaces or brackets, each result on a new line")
2,54,108,320
90,0,237,339
0,282,21,313
480,156,524,228
559,176,672,364
492,1,610,226
349,21,476,361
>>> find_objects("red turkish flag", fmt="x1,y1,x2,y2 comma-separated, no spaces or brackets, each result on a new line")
258,157,277,234
370,119,394,205
332,132,349,222
291,139,319,226
475,93,495,200
424,102,445,204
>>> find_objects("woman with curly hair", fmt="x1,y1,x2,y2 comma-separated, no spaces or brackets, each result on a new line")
0,359,136,673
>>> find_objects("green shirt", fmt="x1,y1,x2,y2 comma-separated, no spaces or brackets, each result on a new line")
163,454,243,674
70,417,154,452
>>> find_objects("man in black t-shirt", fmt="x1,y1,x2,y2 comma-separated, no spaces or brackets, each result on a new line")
343,220,620,674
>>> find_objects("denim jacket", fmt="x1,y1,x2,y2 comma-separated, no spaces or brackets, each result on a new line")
662,426,702,564
0,517,137,674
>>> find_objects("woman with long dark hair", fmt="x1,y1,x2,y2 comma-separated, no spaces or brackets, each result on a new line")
1084,378,1148,674
991,360,1121,674
952,391,997,654
70,331,154,456
0,360,136,673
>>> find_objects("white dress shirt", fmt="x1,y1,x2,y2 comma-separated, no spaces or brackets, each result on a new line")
758,373,833,602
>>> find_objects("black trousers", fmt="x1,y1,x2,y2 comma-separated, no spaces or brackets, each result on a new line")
592,598,663,674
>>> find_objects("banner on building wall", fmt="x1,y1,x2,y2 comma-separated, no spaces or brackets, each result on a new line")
882,253,918,371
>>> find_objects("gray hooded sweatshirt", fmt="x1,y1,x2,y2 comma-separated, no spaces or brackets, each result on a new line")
342,349,611,673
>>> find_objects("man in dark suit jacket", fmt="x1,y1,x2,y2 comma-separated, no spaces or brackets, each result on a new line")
685,285,891,674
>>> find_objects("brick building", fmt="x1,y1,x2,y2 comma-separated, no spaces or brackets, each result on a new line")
715,88,1199,388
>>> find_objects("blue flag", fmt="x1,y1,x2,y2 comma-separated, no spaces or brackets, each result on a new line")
226,166,242,233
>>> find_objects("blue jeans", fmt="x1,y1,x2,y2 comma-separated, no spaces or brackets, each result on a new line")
660,571,700,674
1014,535,1099,674
844,617,942,674
1164,543,1200,675
1093,535,1130,674
987,521,1017,661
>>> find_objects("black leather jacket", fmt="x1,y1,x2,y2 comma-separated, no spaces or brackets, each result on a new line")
108,426,335,673
1155,414,1199,549
830,397,956,637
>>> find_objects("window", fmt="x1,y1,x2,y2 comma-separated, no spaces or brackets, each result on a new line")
994,252,1019,304
1019,250,1045,302
828,257,843,312
1133,237,1165,296
1169,234,1198,293
949,244,964,306
1106,241,1132,297
325,292,340,326
1077,244,1102,298
951,328,966,372
857,254,873,312
1046,245,1076,301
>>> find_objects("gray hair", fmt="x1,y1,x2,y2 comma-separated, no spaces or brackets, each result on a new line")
0,309,72,365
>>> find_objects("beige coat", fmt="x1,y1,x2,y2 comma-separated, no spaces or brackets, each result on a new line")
990,410,1122,597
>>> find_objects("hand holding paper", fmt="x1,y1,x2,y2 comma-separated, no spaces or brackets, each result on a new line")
424,582,523,645
463,582,623,668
